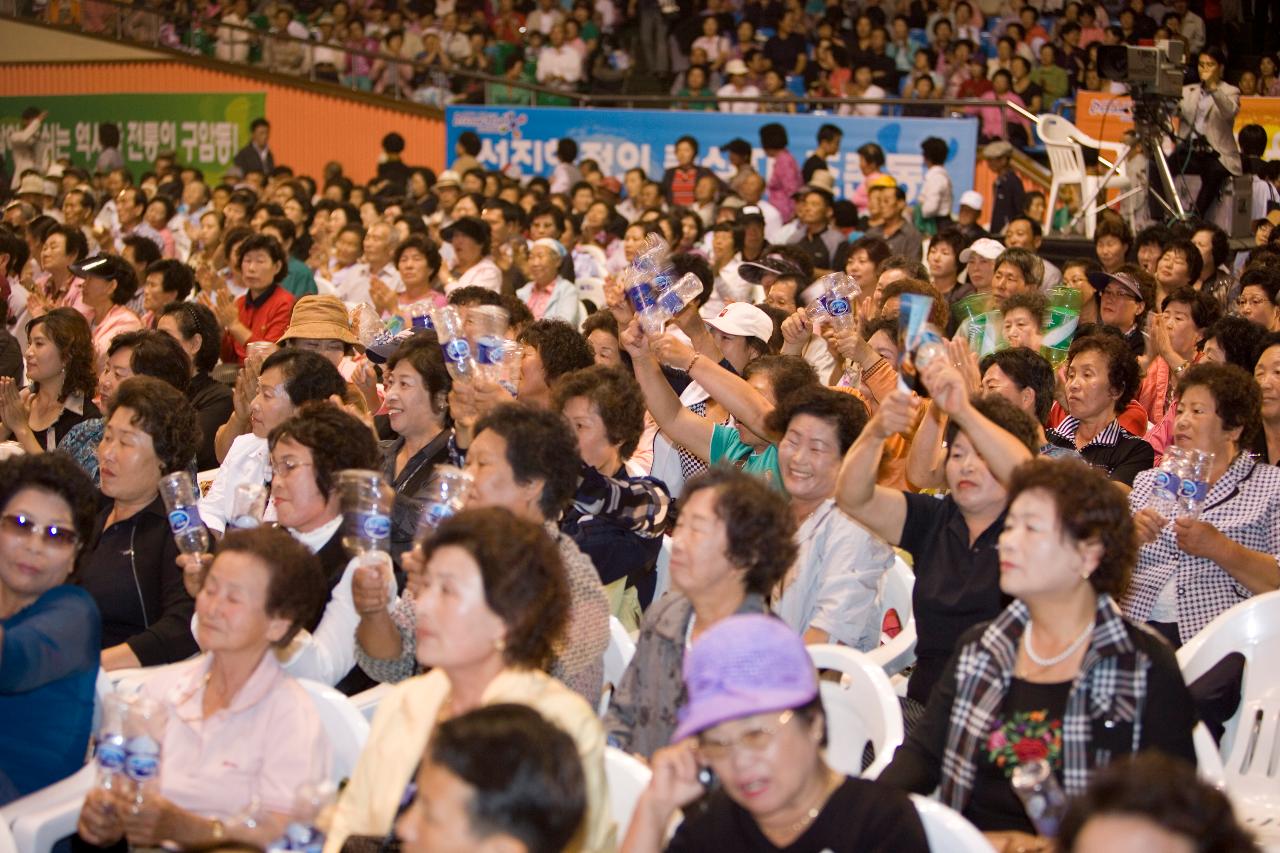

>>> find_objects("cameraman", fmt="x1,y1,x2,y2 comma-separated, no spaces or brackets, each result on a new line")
1176,47,1242,218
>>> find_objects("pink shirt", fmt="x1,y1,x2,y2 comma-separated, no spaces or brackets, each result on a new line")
142,653,332,819
525,280,555,319
90,303,143,371
35,273,92,321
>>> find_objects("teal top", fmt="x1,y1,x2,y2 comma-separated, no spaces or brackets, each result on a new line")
281,257,318,299
709,423,783,489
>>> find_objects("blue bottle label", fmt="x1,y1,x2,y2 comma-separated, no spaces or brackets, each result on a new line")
96,737,126,772
167,506,201,534
411,314,432,330
124,736,161,782
826,296,852,317
360,513,392,540
424,502,454,527
1178,477,1198,499
442,338,471,364
476,336,503,366
626,281,657,312
1153,470,1177,495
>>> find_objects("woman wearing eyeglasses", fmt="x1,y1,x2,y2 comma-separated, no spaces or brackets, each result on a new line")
73,376,200,670
623,614,928,853
1233,267,1280,333
0,453,101,805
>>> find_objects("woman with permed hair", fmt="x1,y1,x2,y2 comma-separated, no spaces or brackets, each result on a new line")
881,458,1197,848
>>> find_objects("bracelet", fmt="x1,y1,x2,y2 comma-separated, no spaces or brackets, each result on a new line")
686,352,701,373
1173,360,1190,376
208,818,226,842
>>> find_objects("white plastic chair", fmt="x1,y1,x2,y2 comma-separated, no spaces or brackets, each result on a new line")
806,644,904,779
297,678,370,783
600,616,638,716
652,535,672,604
866,557,916,678
1177,590,1280,847
1038,113,1102,239
604,746,652,840
349,681,395,722
0,817,17,853
5,678,369,853
910,794,995,852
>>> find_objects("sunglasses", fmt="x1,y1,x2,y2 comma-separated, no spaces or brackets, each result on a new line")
1,513,79,549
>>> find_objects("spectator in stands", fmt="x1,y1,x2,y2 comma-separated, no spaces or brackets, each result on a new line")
867,183,924,264
76,526,330,849
1126,362,1280,646
139,259,194,328
1093,216,1132,275
1046,332,1154,485
199,348,346,534
839,362,1039,706
979,347,1082,458
332,508,613,852
985,141,1025,236
156,301,233,471
537,22,584,91
625,614,929,851
0,453,101,806
717,58,761,113
70,255,143,372
789,186,842,272
882,458,1196,843
75,376,198,669
1134,224,1171,277
396,704,588,853
918,136,954,234
211,233,294,365
661,136,717,209
30,225,91,322
233,118,274,179
0,308,99,454
518,238,583,325
991,247,1044,299
1236,266,1280,332
259,217,317,299
443,216,502,294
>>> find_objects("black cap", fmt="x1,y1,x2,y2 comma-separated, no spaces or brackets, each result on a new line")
738,204,766,224
69,254,133,283
738,253,805,284
723,138,752,159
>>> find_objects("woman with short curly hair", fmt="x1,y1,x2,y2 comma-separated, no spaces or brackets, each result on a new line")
604,467,798,760
73,376,200,670
881,458,1196,845
1125,362,1280,647
326,507,615,853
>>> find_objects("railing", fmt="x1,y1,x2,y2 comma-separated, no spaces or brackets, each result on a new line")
5,0,1030,134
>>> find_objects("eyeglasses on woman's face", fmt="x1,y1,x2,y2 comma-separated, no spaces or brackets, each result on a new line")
696,710,796,763
0,513,78,549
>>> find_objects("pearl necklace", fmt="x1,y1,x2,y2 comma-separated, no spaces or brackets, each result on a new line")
1023,618,1095,668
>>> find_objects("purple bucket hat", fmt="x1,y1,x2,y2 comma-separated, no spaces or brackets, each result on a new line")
672,614,817,743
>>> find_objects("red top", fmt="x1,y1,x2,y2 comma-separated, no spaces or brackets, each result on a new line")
221,284,294,364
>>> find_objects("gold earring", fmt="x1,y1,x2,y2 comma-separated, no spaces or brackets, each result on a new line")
493,637,506,653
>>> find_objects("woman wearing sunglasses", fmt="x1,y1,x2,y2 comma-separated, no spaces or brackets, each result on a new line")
0,453,101,805
623,614,928,852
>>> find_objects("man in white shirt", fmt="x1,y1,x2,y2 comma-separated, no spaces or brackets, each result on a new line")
717,59,761,113
526,0,565,35
1171,0,1205,52
8,108,47,190
537,23,583,88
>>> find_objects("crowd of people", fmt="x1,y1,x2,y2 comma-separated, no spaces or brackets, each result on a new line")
2,79,1279,851
22,0,1279,116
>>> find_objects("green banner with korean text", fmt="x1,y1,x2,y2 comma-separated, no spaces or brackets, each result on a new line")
0,92,265,180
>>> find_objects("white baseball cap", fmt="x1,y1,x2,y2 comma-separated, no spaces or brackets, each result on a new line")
959,190,985,210
959,237,1005,264
705,302,774,346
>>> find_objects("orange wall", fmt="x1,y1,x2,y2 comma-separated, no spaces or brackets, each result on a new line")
0,61,446,182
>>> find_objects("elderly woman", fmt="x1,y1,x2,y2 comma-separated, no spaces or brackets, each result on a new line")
139,259,194,328
76,526,332,849
32,224,90,320
0,308,99,454
0,454,101,805
1125,363,1280,647
1045,332,1154,486
1234,266,1280,332
1154,239,1203,308
380,234,446,323
443,216,502,294
623,614,928,852
881,458,1196,848
156,301,234,470
379,334,453,561
838,359,1041,707
1256,334,1280,465
605,468,796,759
74,376,199,669
518,237,584,325
327,508,614,853
554,365,661,613
212,232,296,365
355,404,612,707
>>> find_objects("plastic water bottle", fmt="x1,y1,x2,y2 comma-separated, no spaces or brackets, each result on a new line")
338,469,394,557
804,272,861,332
266,782,337,853
1011,759,1068,837
497,340,524,396
1148,447,1184,521
428,305,475,379
414,465,474,545
95,694,130,791
159,471,210,555
123,697,167,805
1178,449,1214,519
409,301,434,330
639,272,706,335
619,265,660,315
469,305,509,382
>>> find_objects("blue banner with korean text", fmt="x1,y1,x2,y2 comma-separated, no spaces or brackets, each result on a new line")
445,106,979,210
